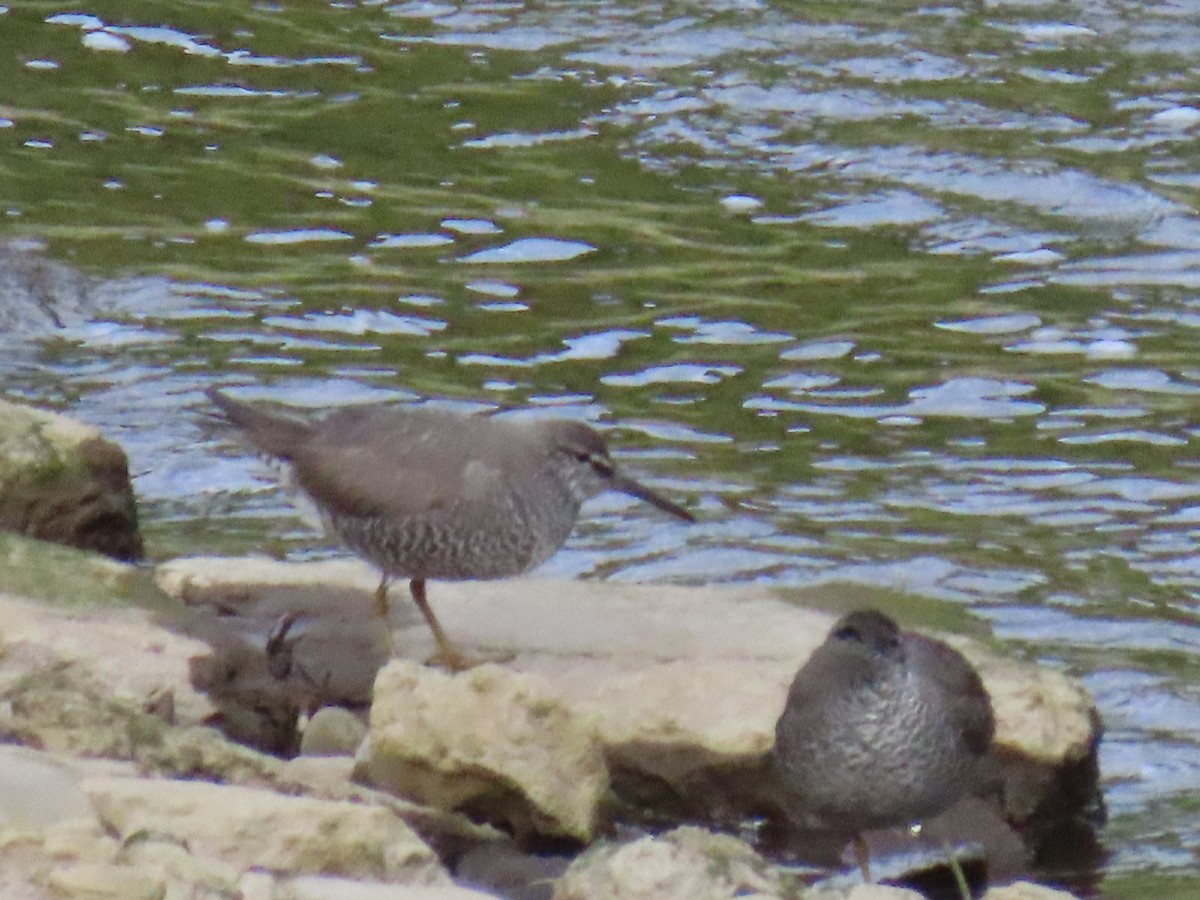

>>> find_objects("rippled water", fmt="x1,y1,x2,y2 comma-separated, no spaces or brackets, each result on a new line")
3,1,1200,895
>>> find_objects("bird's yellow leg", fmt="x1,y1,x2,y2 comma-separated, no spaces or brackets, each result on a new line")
852,833,872,882
409,578,473,671
372,576,398,657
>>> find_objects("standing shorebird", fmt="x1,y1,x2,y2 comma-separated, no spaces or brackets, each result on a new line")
772,609,995,881
207,388,694,669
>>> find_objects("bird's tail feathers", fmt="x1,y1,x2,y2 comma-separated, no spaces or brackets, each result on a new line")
206,387,314,458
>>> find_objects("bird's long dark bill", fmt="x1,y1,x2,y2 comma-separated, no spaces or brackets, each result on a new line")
610,473,695,522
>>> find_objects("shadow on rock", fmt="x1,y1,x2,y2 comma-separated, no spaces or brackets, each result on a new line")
184,582,388,757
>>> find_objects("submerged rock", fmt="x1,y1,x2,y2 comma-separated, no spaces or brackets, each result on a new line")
0,239,93,334
0,399,142,561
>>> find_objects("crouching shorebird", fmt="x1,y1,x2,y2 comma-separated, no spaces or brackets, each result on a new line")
772,609,995,883
206,388,695,670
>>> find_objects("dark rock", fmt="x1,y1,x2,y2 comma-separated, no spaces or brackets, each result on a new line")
0,399,142,561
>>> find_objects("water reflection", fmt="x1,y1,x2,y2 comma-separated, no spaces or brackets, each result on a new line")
458,237,596,263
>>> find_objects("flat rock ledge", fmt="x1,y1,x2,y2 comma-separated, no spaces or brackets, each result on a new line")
0,399,142,561
159,557,1100,885
85,774,446,882
158,557,1101,827
0,539,1095,898
0,745,471,900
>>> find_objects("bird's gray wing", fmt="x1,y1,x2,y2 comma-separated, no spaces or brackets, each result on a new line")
774,642,858,755
909,634,996,755
288,407,511,520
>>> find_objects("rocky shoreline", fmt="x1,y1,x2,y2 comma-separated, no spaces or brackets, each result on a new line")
0,400,1101,898
0,534,1100,899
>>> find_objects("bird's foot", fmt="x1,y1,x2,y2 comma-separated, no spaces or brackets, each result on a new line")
423,646,516,672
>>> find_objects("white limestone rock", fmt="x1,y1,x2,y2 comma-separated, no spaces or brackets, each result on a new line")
552,826,781,900
82,775,448,884
365,660,609,843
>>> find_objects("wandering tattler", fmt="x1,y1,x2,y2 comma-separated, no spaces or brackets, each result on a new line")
207,388,695,669
772,609,995,880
